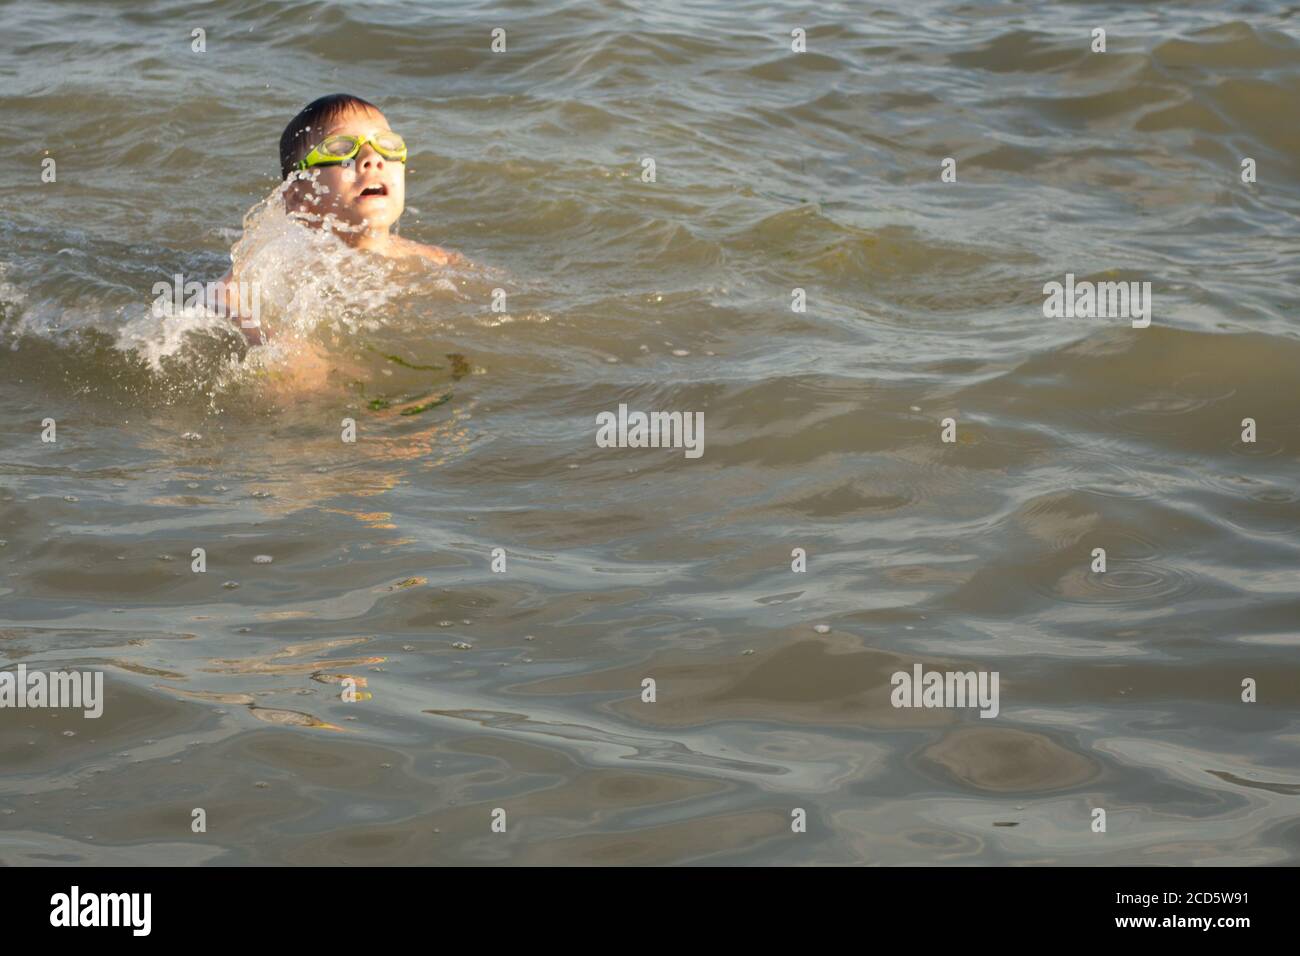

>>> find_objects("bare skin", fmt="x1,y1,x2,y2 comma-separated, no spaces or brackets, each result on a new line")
215,104,463,344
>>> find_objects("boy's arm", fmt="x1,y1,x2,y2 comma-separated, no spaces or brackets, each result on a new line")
213,268,268,345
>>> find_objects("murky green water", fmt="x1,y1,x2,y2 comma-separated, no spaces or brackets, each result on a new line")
1,0,1298,865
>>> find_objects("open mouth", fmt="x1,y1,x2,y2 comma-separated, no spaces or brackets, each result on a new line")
358,184,388,199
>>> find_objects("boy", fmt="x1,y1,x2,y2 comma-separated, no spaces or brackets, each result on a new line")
217,94,460,342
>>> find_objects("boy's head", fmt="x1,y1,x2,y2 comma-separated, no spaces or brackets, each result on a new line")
279,93,406,234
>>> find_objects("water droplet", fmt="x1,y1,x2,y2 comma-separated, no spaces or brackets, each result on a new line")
451,641,472,650
222,581,240,589
813,624,831,634
252,555,273,564
63,495,78,502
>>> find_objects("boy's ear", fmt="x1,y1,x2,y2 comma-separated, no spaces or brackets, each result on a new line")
283,172,315,211
282,176,302,208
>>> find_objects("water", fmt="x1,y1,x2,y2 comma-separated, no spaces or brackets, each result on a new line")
2,0,1299,865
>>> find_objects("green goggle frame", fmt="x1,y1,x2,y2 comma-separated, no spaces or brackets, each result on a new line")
297,132,408,170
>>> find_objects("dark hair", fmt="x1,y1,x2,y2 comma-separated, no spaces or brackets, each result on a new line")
279,93,382,178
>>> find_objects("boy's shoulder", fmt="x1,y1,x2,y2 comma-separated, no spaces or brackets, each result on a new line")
391,235,463,266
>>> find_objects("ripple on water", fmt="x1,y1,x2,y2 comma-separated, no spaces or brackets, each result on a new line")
1069,457,1163,501
917,727,1101,794
1031,559,1199,609
1180,473,1300,536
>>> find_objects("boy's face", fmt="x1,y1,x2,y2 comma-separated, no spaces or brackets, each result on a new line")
289,106,406,233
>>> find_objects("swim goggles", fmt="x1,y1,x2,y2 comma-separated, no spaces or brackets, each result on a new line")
297,131,408,170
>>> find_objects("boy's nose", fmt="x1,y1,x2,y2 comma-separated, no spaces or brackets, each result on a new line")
356,145,383,169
